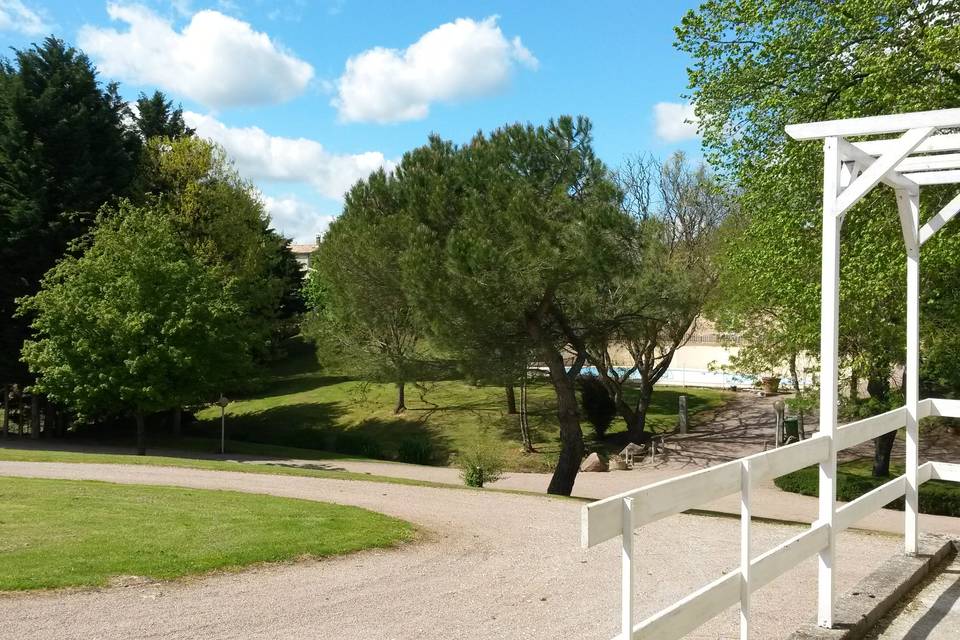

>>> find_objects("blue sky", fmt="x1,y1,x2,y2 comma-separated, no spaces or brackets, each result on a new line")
1,0,704,242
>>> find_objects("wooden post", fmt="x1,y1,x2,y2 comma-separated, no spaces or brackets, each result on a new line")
899,188,921,554
818,136,842,629
740,459,752,639
773,400,786,447
30,393,39,439
621,497,635,640
678,395,688,434
17,391,24,436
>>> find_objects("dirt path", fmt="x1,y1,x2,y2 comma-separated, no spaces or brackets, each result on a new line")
0,461,903,640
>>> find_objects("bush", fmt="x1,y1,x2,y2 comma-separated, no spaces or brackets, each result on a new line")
331,432,384,459
774,465,960,518
397,437,435,465
457,440,505,488
578,375,616,439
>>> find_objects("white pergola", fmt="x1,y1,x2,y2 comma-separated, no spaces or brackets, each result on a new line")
581,108,960,640
785,107,960,629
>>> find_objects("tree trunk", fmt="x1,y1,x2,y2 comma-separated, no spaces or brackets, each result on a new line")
135,412,146,456
30,393,39,439
541,348,584,496
394,381,406,414
632,383,654,443
873,431,897,477
172,406,182,437
505,385,518,414
518,380,533,453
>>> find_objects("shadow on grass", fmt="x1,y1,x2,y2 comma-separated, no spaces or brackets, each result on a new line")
192,401,453,465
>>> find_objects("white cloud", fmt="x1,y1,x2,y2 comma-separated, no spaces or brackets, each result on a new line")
184,111,393,200
0,0,51,35
78,3,313,109
262,195,336,243
653,102,700,142
333,16,538,123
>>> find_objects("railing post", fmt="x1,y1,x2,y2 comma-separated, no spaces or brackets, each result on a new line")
622,497,634,640
740,459,752,640
901,188,921,554
818,136,842,629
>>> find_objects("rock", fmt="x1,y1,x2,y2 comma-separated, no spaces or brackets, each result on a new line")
580,452,608,472
608,454,627,471
619,442,646,459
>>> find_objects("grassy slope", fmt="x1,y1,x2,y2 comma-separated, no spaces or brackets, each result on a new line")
187,338,731,472
0,476,413,590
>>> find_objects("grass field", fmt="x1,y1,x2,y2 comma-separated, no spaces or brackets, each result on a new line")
185,338,731,472
0,476,413,590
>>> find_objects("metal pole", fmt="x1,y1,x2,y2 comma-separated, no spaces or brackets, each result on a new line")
818,136,842,629
220,405,226,455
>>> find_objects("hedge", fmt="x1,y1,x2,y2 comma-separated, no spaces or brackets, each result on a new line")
774,465,960,518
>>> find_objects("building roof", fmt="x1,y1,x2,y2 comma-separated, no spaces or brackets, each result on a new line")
290,243,317,255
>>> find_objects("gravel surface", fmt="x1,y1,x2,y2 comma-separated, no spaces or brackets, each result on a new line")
0,461,902,640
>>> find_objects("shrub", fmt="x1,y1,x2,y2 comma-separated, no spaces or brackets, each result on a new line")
397,437,435,465
331,432,385,459
578,375,616,439
775,465,960,518
457,440,505,488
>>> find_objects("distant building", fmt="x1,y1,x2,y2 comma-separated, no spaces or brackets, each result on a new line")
290,243,317,272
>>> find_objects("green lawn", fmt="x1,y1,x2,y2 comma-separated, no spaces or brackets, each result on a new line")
0,476,413,590
184,339,731,472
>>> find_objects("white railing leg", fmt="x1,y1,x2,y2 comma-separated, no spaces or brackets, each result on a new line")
740,460,752,640
622,497,634,640
902,188,921,554
818,136,842,629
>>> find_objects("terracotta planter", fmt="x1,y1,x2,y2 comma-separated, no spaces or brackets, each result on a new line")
761,376,781,394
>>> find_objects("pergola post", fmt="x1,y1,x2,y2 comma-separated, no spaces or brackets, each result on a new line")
898,188,921,554
817,136,842,629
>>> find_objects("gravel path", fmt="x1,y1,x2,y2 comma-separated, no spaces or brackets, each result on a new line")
0,462,902,640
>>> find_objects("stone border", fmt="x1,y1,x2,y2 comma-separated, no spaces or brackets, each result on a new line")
788,534,958,639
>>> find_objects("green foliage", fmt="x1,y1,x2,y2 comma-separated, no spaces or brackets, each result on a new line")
397,436,436,465
578,376,616,439
678,0,960,398
0,476,413,590
0,37,140,381
132,90,194,140
775,463,960,518
18,202,252,418
457,437,505,488
329,432,385,460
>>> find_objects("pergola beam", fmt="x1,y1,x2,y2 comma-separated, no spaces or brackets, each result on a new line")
837,138,918,191
834,128,932,217
895,153,960,173
903,169,960,186
855,133,960,156
786,108,960,140
919,192,960,245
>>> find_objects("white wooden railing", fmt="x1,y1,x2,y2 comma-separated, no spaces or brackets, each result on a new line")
582,396,960,640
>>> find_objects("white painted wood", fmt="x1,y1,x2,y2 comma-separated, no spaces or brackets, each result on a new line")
785,108,960,140
622,498,634,640
746,435,829,482
835,475,906,532
896,153,960,172
750,523,830,591
856,133,960,156
581,459,741,548
837,138,918,191
631,571,740,640
930,462,960,483
920,461,934,484
901,189,921,555
835,128,934,217
919,398,932,420
919,192,960,245
903,169,960,185
818,136,842,629
927,397,960,418
740,460,751,640
835,407,907,451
